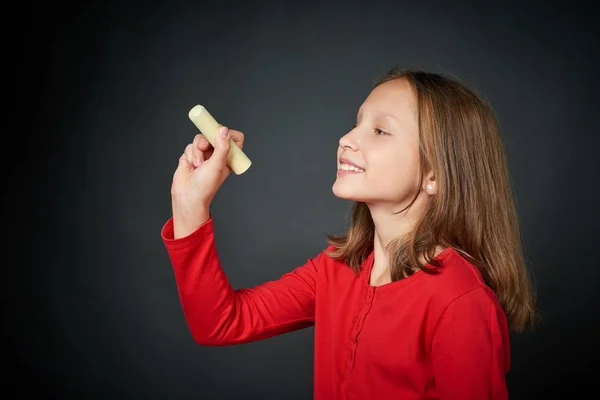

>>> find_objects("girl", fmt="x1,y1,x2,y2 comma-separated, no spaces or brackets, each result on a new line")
162,67,537,399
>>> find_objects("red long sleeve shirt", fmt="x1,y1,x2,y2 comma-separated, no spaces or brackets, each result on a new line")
161,215,510,399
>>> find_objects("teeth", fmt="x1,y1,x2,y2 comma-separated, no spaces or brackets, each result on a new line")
339,163,364,172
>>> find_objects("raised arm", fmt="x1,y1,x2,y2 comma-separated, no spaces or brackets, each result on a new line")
162,215,320,345
166,119,322,345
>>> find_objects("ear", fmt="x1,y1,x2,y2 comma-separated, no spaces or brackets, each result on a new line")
423,174,437,195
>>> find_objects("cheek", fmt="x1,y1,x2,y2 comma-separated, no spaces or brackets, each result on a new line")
371,144,418,170
368,148,421,186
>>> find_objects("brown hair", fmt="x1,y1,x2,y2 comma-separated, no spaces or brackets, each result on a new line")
326,67,537,332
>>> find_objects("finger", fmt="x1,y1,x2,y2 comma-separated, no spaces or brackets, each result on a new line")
208,126,231,169
177,152,189,169
191,135,205,167
196,139,212,162
173,152,193,195
228,129,245,150
195,134,215,167
203,147,215,161
184,143,196,168
194,134,211,150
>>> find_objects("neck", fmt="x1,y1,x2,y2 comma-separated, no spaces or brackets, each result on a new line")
367,191,430,273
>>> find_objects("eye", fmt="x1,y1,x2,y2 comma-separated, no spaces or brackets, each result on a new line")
374,128,389,136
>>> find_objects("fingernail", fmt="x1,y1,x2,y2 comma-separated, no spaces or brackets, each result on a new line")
220,126,229,137
195,156,200,166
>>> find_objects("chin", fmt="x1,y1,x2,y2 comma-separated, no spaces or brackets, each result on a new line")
332,182,364,202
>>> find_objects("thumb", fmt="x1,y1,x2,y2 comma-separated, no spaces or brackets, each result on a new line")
209,125,231,169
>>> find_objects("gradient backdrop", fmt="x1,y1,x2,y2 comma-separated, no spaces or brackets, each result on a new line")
9,0,600,398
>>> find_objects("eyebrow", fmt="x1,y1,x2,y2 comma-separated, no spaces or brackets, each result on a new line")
380,112,400,122
357,108,400,123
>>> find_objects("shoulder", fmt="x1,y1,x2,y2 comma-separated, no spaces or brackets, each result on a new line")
424,248,509,344
421,247,500,310
309,244,366,281
303,244,344,271
313,244,346,264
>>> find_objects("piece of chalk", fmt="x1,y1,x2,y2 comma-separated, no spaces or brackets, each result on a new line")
188,105,252,175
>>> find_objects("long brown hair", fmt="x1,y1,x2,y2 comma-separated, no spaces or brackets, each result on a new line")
326,67,537,332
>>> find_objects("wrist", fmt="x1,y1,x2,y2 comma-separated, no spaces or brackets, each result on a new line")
172,209,210,239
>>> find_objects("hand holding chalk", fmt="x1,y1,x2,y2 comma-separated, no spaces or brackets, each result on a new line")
188,105,252,175
170,106,249,238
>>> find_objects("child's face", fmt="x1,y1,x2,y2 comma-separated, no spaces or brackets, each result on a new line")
332,78,423,207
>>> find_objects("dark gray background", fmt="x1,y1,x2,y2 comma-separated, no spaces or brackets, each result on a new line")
8,0,600,398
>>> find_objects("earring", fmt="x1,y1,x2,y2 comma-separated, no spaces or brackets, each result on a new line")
426,184,433,190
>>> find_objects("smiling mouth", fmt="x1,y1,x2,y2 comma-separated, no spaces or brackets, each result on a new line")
338,163,365,172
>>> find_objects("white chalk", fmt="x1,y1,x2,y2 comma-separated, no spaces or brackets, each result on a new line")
188,105,251,175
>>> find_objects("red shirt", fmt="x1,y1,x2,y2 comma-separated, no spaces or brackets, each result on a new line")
161,216,510,399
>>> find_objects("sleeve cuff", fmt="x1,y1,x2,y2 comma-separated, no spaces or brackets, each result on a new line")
160,214,214,253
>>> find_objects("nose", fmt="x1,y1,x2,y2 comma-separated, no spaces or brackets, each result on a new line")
339,127,360,150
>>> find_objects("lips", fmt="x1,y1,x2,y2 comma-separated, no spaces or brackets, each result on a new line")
339,157,364,170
